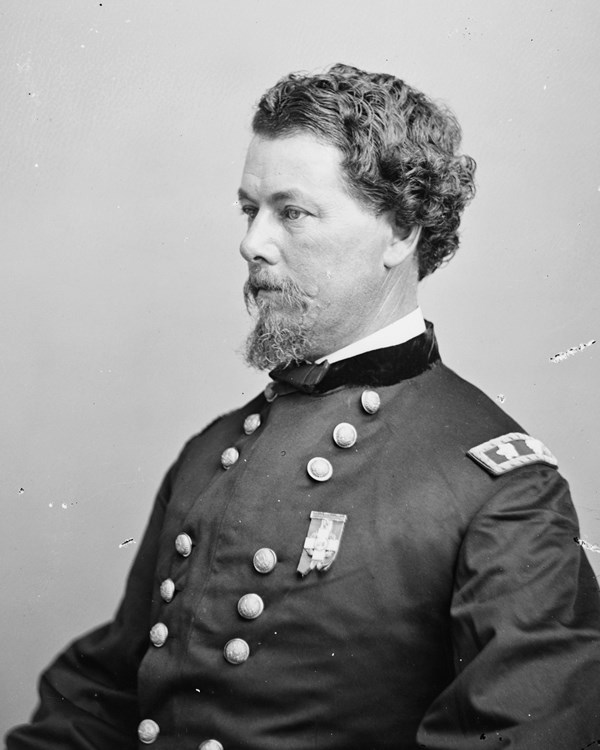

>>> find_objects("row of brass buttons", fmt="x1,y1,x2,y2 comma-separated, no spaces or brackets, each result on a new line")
223,546,276,665
138,529,222,745
305,390,380,482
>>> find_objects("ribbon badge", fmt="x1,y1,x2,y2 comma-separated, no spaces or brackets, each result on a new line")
297,511,348,577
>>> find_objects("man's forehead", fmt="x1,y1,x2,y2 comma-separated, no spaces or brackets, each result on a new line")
239,133,346,199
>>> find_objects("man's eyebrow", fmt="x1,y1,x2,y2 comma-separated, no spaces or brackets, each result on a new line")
237,187,311,203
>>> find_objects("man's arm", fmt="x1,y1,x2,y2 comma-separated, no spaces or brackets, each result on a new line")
417,467,600,749
5,462,178,750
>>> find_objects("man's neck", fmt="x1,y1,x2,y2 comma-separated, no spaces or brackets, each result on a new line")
315,307,426,365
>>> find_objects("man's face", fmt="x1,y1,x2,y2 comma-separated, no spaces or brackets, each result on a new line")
239,132,400,369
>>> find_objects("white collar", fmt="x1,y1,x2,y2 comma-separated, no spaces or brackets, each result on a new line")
315,308,426,365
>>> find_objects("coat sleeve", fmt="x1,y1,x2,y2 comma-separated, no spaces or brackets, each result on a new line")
4,461,179,750
417,466,600,750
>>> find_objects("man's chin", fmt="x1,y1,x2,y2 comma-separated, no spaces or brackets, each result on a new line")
244,315,312,371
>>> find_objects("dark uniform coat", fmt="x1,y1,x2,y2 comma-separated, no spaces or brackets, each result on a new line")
6,325,600,749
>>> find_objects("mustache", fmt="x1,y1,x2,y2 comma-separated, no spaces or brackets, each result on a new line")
243,272,308,310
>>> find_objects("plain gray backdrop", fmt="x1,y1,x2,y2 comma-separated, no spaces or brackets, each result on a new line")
2,0,599,729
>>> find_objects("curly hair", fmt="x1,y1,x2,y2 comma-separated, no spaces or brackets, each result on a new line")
252,64,476,279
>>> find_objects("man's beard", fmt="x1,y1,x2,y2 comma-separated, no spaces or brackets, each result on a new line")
243,273,313,371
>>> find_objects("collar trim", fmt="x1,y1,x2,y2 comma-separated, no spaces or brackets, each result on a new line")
270,321,440,394
315,308,426,365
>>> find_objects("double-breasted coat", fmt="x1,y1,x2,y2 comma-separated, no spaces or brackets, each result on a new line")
7,325,600,749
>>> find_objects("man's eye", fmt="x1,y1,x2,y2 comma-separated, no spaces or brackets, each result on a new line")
282,206,307,221
240,205,258,220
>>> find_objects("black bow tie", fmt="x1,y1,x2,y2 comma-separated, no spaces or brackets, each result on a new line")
269,360,331,394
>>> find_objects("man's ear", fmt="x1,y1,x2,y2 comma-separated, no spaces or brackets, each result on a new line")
383,221,421,269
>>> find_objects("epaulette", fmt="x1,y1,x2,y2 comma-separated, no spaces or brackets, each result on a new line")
467,432,558,476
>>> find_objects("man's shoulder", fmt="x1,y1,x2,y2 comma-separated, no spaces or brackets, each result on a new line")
386,361,562,491
390,361,524,441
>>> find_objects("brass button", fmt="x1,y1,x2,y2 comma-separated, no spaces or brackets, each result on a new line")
221,446,239,469
224,637,250,664
361,389,381,414
199,741,224,750
307,456,333,482
243,413,261,435
175,532,192,557
138,719,160,744
238,593,264,620
264,382,277,402
149,622,168,647
159,578,175,603
253,547,277,573
333,422,357,448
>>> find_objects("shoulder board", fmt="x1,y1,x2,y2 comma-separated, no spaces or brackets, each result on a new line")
467,432,558,476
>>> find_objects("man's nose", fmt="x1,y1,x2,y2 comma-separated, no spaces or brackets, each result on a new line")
239,212,280,265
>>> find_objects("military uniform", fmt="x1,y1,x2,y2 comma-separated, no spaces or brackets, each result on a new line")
6,324,600,749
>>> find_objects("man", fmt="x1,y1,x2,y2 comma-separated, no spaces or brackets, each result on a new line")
6,64,600,749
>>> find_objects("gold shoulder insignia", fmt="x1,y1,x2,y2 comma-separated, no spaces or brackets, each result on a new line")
467,432,558,476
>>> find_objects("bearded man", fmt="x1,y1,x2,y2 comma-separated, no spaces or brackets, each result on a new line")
6,64,600,750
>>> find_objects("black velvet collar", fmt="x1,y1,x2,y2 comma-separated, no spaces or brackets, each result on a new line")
269,321,441,394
